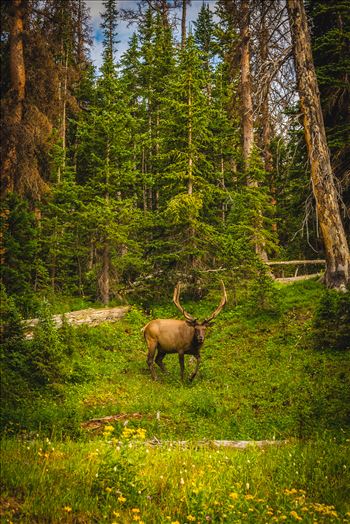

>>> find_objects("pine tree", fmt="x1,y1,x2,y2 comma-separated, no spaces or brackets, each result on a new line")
156,35,215,278
100,0,119,63
193,3,216,69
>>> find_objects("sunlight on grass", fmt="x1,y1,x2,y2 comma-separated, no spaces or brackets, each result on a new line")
1,435,349,523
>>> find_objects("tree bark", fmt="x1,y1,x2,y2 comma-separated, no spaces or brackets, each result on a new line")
240,0,254,174
99,243,110,305
181,0,187,48
287,0,350,290
1,0,26,195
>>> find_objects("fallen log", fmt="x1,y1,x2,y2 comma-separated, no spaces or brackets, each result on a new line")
275,273,322,283
147,438,288,449
267,259,325,266
24,306,130,339
80,416,288,448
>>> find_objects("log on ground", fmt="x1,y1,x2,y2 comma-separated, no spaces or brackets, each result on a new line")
24,306,131,339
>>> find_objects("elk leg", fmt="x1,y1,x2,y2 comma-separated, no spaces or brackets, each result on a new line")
146,338,158,380
155,350,167,373
190,354,201,382
178,353,185,382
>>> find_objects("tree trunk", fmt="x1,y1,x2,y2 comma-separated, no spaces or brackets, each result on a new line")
188,75,193,195
287,0,350,290
240,0,268,262
99,141,111,304
240,0,254,174
260,6,277,234
100,243,110,305
57,51,68,183
1,0,26,195
181,0,187,48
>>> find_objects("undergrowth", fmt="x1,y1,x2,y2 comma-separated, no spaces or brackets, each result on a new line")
1,280,349,522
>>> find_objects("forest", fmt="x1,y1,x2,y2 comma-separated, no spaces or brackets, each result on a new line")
1,0,350,522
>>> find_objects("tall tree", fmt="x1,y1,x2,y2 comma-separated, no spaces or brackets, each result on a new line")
240,0,268,261
181,0,192,48
101,0,119,63
308,0,350,234
287,0,350,290
0,0,50,199
193,2,216,98
1,0,26,195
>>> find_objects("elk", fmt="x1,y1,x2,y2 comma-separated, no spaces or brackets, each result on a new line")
142,282,227,381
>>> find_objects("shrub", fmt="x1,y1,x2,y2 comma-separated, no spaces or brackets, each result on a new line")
312,290,350,350
246,268,282,317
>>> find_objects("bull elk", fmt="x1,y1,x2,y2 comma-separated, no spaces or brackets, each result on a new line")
142,282,227,381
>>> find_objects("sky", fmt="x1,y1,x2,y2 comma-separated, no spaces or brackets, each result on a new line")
87,0,217,70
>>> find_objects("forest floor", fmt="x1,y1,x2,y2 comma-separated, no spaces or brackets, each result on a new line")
1,280,350,523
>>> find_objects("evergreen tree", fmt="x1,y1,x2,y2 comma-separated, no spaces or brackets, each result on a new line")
155,35,215,278
75,48,143,301
193,3,217,68
100,0,120,62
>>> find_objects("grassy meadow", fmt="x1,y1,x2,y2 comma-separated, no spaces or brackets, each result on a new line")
1,280,350,523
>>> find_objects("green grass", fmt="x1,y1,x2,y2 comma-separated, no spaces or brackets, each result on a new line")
1,436,349,523
1,280,350,522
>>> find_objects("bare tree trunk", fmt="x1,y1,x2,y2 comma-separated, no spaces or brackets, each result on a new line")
220,152,226,223
100,243,110,305
142,147,147,212
259,6,277,234
240,0,254,175
57,51,68,183
188,77,193,195
181,0,187,48
1,0,26,195
240,0,268,262
287,0,350,290
99,141,111,304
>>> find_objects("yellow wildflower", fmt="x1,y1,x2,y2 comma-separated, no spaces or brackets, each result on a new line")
104,425,114,432
171,521,180,524
132,508,141,513
187,516,196,522
133,515,141,522
290,510,302,521
229,492,239,500
118,495,126,503
63,506,72,513
113,512,120,517
105,487,112,493
245,494,254,500
284,488,298,495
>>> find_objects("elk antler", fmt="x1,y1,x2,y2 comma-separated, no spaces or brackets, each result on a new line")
203,281,227,324
173,282,196,322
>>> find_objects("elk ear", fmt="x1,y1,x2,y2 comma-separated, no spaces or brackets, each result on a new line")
186,319,197,327
203,320,215,327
